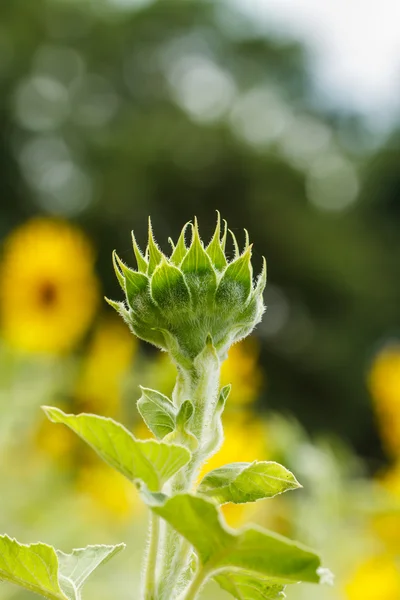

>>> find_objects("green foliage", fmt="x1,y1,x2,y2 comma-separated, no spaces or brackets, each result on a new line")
140,489,324,594
1,217,331,600
197,461,301,504
0,536,124,600
43,406,191,491
137,387,176,439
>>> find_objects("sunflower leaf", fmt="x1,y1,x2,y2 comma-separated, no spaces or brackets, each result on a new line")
198,461,301,505
42,407,191,491
0,536,124,600
140,489,327,589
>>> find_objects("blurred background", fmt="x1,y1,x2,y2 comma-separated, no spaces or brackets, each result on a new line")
1,0,400,598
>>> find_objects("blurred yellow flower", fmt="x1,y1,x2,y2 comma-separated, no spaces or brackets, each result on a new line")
76,316,136,416
372,461,400,553
199,412,268,526
368,345,400,457
78,462,142,520
345,555,400,600
0,218,99,354
220,337,263,405
372,511,400,555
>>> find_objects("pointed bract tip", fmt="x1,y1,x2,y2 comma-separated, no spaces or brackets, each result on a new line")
206,333,213,345
112,251,125,288
256,256,267,290
112,249,125,270
131,231,148,272
221,219,228,251
228,229,240,258
104,296,123,311
244,228,250,249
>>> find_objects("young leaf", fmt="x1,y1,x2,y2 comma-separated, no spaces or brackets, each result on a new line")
43,407,190,491
141,491,325,586
0,536,124,600
215,572,286,600
164,400,198,451
198,461,301,505
137,387,176,439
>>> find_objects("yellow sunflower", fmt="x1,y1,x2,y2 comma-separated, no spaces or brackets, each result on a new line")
220,337,264,406
368,345,400,457
345,555,400,600
0,218,99,354
77,462,143,521
371,461,400,553
76,316,137,416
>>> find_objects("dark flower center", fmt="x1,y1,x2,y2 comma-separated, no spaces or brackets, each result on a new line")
38,281,58,307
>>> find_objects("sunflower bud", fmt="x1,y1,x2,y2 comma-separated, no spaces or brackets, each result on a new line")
107,214,266,367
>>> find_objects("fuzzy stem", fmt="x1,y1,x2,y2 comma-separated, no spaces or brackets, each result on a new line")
157,357,221,599
143,512,160,600
179,566,210,600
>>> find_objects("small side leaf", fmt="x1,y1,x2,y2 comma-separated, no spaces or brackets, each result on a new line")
0,536,124,600
43,407,190,491
215,572,286,600
198,461,301,505
164,400,198,451
137,387,176,439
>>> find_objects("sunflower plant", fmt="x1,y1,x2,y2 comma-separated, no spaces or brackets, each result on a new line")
0,215,332,600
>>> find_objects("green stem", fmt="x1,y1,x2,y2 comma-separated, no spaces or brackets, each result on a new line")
157,357,221,599
143,512,160,600
180,567,210,600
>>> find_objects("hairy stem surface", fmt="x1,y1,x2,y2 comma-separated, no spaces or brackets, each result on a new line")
143,512,160,600
157,358,221,599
